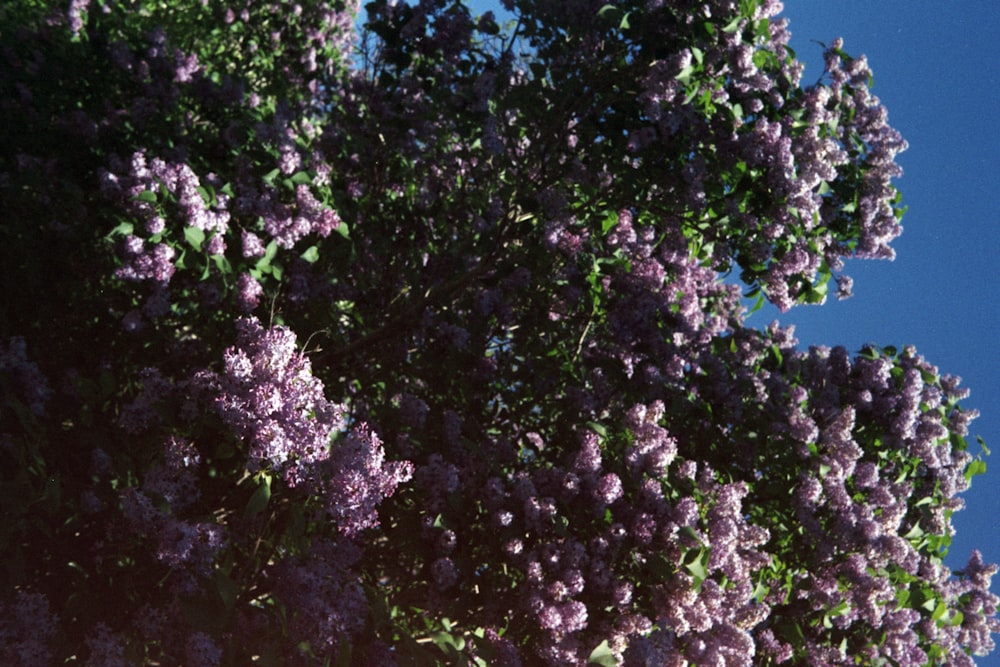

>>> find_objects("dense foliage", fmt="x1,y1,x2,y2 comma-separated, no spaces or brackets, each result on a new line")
1,0,997,664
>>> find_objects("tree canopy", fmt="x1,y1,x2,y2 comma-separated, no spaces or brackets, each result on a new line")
0,0,996,664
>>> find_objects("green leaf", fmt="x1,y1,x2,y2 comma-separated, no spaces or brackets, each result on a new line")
196,185,214,206
684,548,708,584
601,210,618,235
586,421,607,437
678,525,704,546
336,639,353,667
769,344,783,366
301,245,320,263
675,65,695,84
244,475,272,518
752,580,769,603
212,254,232,274
289,171,312,186
805,277,828,304
859,345,879,360
135,190,158,203
213,570,238,612
184,226,205,251
256,240,279,271
262,168,280,185
588,639,618,667
431,630,465,653
964,459,987,482
106,221,134,240
682,85,699,105
903,522,924,542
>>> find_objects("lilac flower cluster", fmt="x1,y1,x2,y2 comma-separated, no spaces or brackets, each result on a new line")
104,150,232,239
0,591,58,666
0,336,52,417
267,538,368,661
102,146,345,319
209,316,344,472
114,234,177,284
676,329,999,663
67,316,411,662
238,180,343,250
599,221,743,390
120,475,224,590
204,317,411,533
82,13,352,325
415,421,774,666
591,1,906,310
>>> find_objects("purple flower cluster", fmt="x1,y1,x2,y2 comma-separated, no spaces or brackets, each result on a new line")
609,1,906,310
678,331,999,663
0,336,51,417
204,317,411,533
318,423,415,536
232,180,342,250
115,234,176,284
268,538,368,660
120,480,224,589
104,150,232,239
444,422,775,665
0,591,58,666
209,316,345,473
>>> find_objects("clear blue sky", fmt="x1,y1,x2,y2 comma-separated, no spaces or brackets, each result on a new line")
394,1,1000,656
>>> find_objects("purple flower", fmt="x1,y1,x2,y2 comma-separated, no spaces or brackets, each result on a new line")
270,538,367,656
173,50,200,83
214,317,343,471
431,557,458,589
835,274,854,299
0,337,52,416
0,591,58,665
241,230,266,258
185,632,221,667
596,473,623,505
67,0,90,36
206,233,226,256
235,272,263,311
115,236,176,284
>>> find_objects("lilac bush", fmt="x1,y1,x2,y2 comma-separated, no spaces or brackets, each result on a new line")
0,0,995,664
